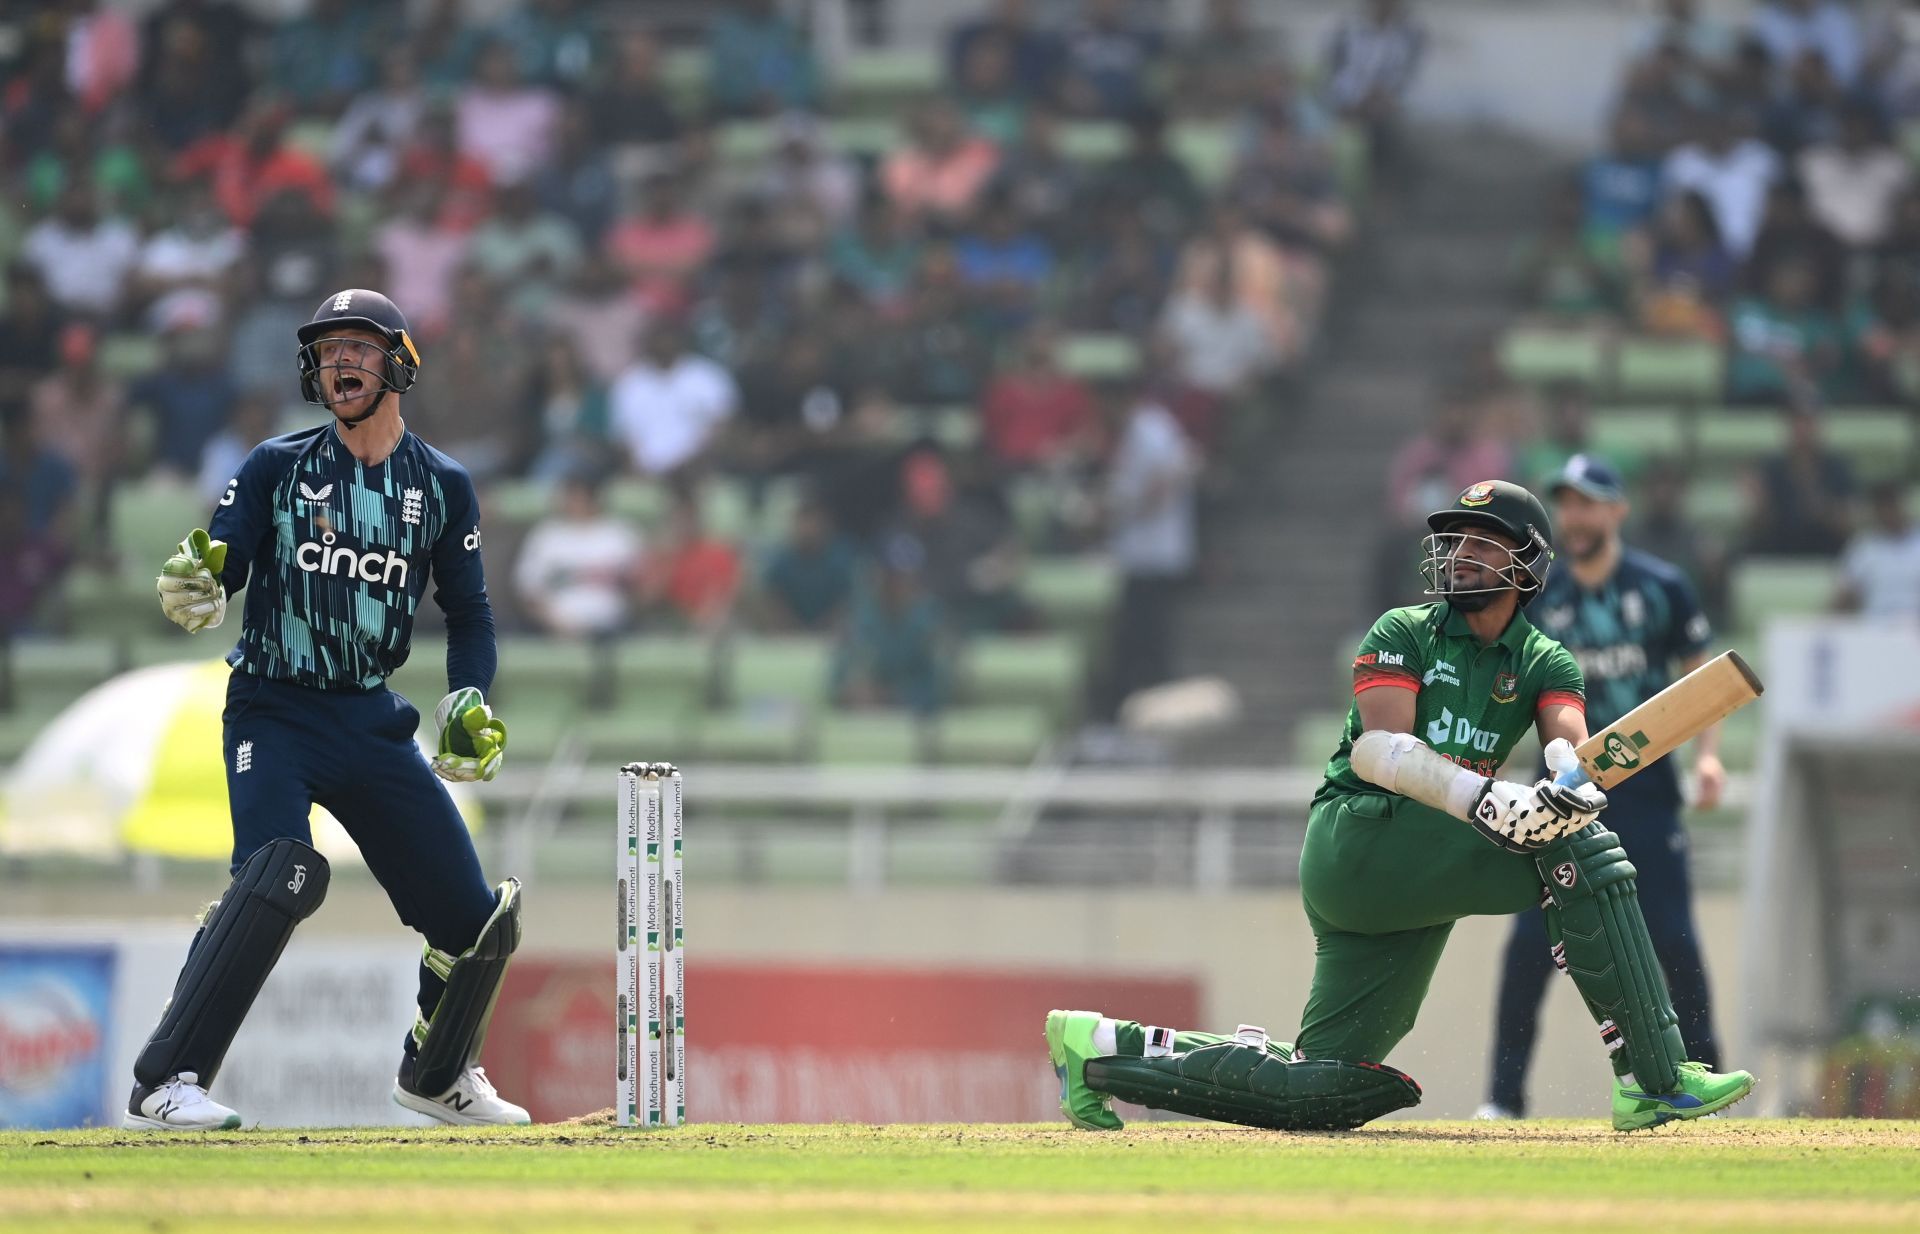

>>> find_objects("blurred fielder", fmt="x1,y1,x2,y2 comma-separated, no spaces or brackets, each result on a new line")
131,289,526,1130
1479,455,1723,1119
1048,480,1754,1132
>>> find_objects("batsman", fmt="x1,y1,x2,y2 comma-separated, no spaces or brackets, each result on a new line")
1048,480,1756,1132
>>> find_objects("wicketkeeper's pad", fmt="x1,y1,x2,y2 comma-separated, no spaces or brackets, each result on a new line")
411,877,523,1096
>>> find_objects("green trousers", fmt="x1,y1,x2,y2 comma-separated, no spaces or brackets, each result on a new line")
1292,790,1543,1064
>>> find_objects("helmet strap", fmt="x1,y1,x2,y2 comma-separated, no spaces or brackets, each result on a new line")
337,386,387,430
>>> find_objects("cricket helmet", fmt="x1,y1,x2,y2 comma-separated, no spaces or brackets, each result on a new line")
1420,479,1555,607
295,288,421,425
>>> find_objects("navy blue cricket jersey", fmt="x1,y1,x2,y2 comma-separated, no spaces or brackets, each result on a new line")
209,424,495,693
1531,546,1711,807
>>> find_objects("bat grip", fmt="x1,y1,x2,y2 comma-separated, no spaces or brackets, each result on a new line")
1553,764,1592,789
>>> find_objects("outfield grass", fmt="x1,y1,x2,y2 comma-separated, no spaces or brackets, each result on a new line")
3,1120,1916,1233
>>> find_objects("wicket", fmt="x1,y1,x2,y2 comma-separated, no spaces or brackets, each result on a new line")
617,762,684,1127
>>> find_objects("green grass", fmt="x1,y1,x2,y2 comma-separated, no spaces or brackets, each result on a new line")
2,1121,1916,1233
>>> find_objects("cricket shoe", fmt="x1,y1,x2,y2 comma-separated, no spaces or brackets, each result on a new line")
393,1055,531,1126
122,1072,242,1131
1045,1009,1123,1131
1612,1061,1755,1131
1473,1102,1519,1120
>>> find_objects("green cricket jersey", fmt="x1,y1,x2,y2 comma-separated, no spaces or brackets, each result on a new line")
1315,603,1585,805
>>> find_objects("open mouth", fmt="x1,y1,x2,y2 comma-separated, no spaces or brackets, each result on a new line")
333,372,366,401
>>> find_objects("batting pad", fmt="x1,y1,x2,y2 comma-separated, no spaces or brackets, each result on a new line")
1086,1043,1421,1131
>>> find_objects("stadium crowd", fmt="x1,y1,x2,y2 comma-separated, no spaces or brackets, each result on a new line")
0,0,1414,718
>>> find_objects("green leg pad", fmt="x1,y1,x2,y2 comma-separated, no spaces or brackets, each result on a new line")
1085,1043,1421,1131
1535,824,1686,1093
412,879,523,1096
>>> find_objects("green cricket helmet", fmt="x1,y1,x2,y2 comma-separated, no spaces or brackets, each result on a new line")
1420,479,1555,607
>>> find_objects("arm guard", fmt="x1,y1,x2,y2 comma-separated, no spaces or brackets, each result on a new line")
1349,729,1485,820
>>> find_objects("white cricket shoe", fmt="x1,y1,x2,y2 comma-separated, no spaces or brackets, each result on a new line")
393,1061,531,1126
1473,1102,1520,1120
122,1072,242,1130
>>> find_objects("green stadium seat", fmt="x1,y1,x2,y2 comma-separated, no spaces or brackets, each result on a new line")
1589,409,1686,459
925,404,981,451
1717,702,1761,772
963,634,1085,725
753,476,808,546
574,699,700,763
1291,711,1346,771
728,636,832,709
1332,122,1371,204
110,479,215,573
1732,558,1837,634
1614,338,1723,402
1023,555,1121,633
604,478,669,528
1695,410,1789,466
488,480,552,527
1682,475,1745,532
125,634,216,669
62,568,162,640
489,636,600,711
697,706,807,762
1058,333,1140,380
1007,474,1059,544
97,333,163,380
1498,328,1608,388
716,120,776,164
815,709,927,765
502,706,578,764
661,48,709,109
386,637,447,709
1057,121,1129,162
612,635,714,710
7,637,118,713
700,476,756,542
935,704,1052,765
1822,408,1916,472
1170,122,1236,189
836,48,940,102
823,117,904,157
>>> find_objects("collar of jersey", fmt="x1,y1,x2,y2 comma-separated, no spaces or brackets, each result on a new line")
1439,603,1534,652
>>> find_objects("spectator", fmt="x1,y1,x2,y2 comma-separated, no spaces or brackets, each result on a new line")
30,323,124,493
456,39,561,187
1727,254,1851,404
1742,401,1855,557
1745,177,1847,308
1514,180,1626,320
196,392,274,505
1096,108,1204,244
1632,190,1736,340
1662,110,1780,258
404,269,537,479
642,485,741,631
173,100,336,231
529,103,618,249
1229,111,1352,257
330,47,428,194
526,336,611,481
548,262,651,386
127,325,237,481
3,42,71,163
1103,382,1198,712
891,248,993,406
827,191,925,312
897,446,1031,634
1158,256,1276,449
1057,0,1162,119
1172,0,1279,117
611,320,739,478
1835,481,1920,617
1876,186,1920,286
605,173,717,315
0,403,79,540
946,0,1060,102
993,106,1085,245
1384,381,1513,534
954,25,1029,145
411,0,490,88
135,181,247,306
587,31,682,152
25,104,150,219
707,0,820,117
1175,201,1298,359
1798,102,1911,249
954,188,1055,335
734,332,852,479
690,260,788,374
760,114,860,251
882,100,1001,226
0,266,65,404
1631,456,1730,628
1074,207,1172,335
20,180,139,320
466,181,585,315
1751,0,1862,89
1615,42,1708,156
1515,382,1640,494
0,485,70,637
1635,0,1736,65
1855,266,1920,403
493,0,595,89
397,105,494,232
1583,109,1667,257
1323,0,1425,158
268,0,378,113
760,493,860,631
375,183,468,340
223,254,322,398
981,325,1098,470
1763,49,1848,154
135,14,245,152
834,533,947,714
515,469,646,638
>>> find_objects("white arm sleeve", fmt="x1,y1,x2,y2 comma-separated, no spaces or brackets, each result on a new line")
1349,730,1488,821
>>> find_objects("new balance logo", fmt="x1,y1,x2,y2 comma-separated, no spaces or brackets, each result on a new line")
234,741,253,774
288,864,307,894
445,1092,473,1112
401,487,424,526
298,482,334,504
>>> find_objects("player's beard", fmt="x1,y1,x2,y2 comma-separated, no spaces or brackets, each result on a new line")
1565,529,1606,563
1445,587,1499,613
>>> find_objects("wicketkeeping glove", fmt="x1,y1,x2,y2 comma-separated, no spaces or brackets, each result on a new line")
156,528,228,633
431,687,508,783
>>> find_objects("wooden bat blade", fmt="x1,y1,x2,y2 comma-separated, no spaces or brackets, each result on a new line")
1573,650,1764,790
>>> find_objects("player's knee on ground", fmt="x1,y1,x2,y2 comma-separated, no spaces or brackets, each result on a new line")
411,878,523,1096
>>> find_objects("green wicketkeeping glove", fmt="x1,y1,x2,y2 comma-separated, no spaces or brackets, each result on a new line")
431,687,508,783
156,528,229,633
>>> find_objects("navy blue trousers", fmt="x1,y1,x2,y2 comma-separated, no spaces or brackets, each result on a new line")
1485,784,1721,1113
219,671,497,1052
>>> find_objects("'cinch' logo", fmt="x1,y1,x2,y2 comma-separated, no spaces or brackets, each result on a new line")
296,531,408,589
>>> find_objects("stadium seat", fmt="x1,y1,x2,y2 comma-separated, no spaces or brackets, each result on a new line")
385,637,447,711
487,480,552,528
1695,410,1789,466
835,48,940,104
1732,558,1836,634
716,120,777,164
696,705,807,762
1497,327,1608,388
1023,555,1121,633
935,704,1053,765
661,47,709,109
489,636,600,712
574,699,700,764
1058,333,1140,380
1613,338,1723,403
1822,407,1916,471
1291,711,1346,770
110,478,216,572
1717,702,1761,771
612,634,714,710
963,634,1085,725
1589,409,1686,460
501,705,578,765
728,636,832,709
125,634,217,669
1682,475,1745,532
97,334,163,380
604,478,669,528
815,709,928,765
822,117,904,157
1057,121,1129,162
6,637,118,714
62,568,163,641
1332,122,1371,203
1170,122,1236,189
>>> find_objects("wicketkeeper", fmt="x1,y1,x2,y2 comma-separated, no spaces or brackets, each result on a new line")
1048,480,1754,1132
129,289,528,1130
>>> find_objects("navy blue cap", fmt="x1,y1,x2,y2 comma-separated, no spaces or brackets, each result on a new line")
1550,453,1625,503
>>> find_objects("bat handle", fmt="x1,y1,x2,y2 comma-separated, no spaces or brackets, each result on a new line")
1545,740,1589,789
1553,764,1592,789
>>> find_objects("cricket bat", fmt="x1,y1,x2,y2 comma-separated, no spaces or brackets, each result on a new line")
1554,651,1764,790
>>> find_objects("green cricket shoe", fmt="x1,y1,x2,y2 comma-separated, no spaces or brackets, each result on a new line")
1612,1061,1755,1131
1046,1009,1123,1131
